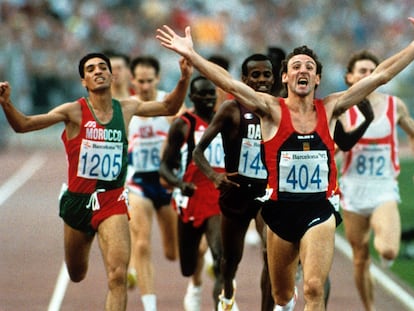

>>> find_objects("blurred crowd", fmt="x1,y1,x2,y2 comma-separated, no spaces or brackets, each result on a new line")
0,0,413,115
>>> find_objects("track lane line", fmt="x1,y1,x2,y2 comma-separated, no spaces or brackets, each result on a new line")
48,261,70,311
0,152,70,310
0,152,47,206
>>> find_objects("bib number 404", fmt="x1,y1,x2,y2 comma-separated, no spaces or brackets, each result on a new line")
281,163,328,193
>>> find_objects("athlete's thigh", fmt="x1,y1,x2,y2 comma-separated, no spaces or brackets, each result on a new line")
255,211,266,245
97,214,131,271
178,219,203,274
128,192,154,239
300,215,336,283
221,213,250,257
204,214,222,258
266,228,298,291
342,209,371,247
156,203,178,258
64,223,94,270
371,200,401,246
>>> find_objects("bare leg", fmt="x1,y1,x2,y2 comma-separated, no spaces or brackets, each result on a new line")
220,214,250,299
128,194,155,295
97,214,131,311
205,215,223,308
371,201,401,264
300,215,335,311
63,223,95,282
343,209,374,311
256,215,275,311
266,229,298,306
156,203,178,260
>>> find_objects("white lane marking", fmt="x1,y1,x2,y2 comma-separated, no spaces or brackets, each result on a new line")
0,153,46,206
335,234,414,310
48,261,70,311
0,152,70,310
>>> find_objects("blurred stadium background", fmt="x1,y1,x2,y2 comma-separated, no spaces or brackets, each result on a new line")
1,0,414,114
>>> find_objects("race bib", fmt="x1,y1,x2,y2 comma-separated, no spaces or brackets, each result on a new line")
130,136,164,172
194,131,225,168
78,139,123,181
348,144,391,178
238,138,267,179
279,150,329,193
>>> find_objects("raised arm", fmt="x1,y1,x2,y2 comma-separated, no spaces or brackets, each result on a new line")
0,81,70,132
396,97,414,154
156,25,269,116
123,57,192,118
331,17,414,117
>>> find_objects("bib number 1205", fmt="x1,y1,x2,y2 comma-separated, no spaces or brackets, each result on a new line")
78,139,123,180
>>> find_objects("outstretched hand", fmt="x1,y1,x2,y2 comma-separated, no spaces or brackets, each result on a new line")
156,25,194,58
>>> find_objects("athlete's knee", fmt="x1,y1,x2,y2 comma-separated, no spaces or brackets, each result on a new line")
379,246,398,261
163,243,178,261
181,266,195,277
220,255,239,279
303,276,325,302
135,238,151,256
164,250,177,261
351,242,370,263
107,264,128,290
67,265,88,283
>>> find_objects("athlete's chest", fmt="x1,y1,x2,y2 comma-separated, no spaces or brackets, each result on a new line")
289,109,318,134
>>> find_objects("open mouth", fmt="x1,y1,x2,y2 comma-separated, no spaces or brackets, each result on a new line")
298,78,308,86
257,85,270,92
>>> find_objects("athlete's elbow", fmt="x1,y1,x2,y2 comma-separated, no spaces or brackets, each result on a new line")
375,71,393,86
11,123,29,133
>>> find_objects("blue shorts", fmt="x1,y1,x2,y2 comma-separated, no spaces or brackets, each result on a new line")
127,171,172,209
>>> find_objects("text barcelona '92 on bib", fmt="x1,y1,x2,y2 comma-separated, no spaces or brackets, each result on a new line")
279,150,329,193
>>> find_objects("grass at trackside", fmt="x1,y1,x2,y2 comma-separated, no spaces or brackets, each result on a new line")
336,157,414,290
388,158,414,289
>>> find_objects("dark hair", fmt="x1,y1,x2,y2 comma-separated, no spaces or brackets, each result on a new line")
344,50,380,85
208,54,230,70
281,45,322,77
130,55,160,77
189,76,209,94
241,53,273,76
102,49,131,66
267,46,286,95
78,53,112,78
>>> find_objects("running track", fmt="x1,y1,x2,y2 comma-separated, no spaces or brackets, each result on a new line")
1,142,413,310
